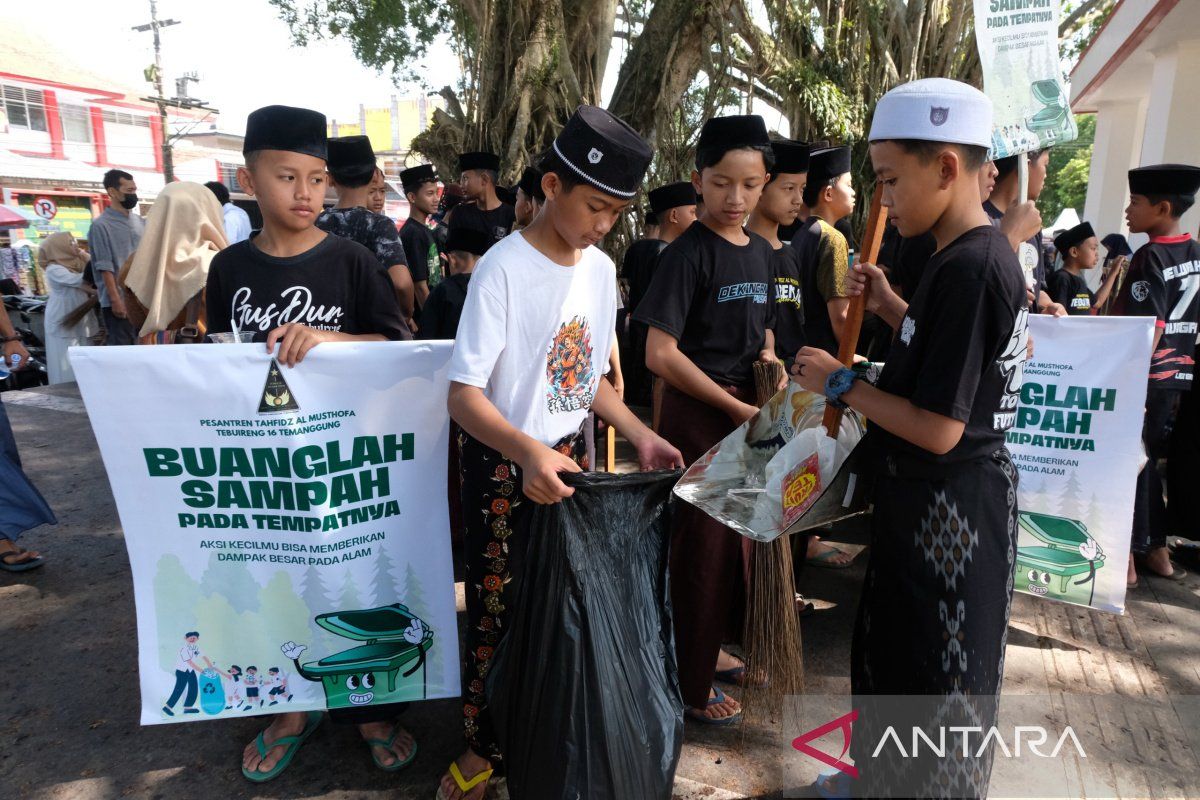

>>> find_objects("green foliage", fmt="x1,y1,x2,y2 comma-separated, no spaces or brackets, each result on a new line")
153,554,202,673
767,62,861,142
1039,114,1095,223
268,0,457,84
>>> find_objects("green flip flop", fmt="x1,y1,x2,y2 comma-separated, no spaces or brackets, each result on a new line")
241,710,323,783
365,722,418,772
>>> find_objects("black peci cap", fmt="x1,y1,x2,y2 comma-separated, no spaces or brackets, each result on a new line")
458,152,501,173
1053,221,1096,254
517,167,544,201
1128,164,1200,200
808,145,852,184
550,105,652,199
400,164,437,190
697,115,771,152
496,185,517,205
327,135,377,183
648,181,698,216
1100,233,1132,257
244,105,328,160
445,225,490,256
771,139,811,175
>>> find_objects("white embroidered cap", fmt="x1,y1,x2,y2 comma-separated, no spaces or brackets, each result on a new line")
869,78,993,149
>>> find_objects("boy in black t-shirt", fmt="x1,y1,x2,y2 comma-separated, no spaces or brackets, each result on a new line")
1111,163,1200,586
398,164,445,309
417,226,488,341
792,79,1028,798
791,145,856,355
746,139,809,359
634,114,778,725
206,106,411,784
449,152,516,249
622,181,698,407
984,151,1066,316
315,135,416,325
1047,222,1120,315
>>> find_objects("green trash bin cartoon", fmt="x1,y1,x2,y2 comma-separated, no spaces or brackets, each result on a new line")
1026,79,1070,137
281,603,434,709
1016,511,1105,604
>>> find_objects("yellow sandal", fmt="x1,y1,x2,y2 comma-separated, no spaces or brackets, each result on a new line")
436,761,494,800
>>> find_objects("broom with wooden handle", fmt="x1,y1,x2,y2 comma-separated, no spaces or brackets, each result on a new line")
822,184,887,437
740,186,887,725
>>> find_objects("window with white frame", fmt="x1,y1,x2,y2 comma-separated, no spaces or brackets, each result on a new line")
1,85,48,132
60,103,93,143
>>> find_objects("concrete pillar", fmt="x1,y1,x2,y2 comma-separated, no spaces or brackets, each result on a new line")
1083,97,1147,286
1139,42,1200,235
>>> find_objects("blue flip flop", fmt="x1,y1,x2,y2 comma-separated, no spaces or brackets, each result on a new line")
714,664,771,689
685,686,742,726
0,551,44,572
242,710,323,783
365,721,418,772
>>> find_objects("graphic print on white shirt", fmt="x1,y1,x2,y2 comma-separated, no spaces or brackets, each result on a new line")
231,285,346,332
545,315,597,414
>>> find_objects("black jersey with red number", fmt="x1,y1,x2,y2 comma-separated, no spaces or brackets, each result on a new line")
1112,234,1200,390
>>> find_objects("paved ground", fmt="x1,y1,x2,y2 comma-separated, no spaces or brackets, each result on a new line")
1,384,1198,799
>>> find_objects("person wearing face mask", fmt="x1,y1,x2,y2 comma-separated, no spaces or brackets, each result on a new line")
88,169,145,345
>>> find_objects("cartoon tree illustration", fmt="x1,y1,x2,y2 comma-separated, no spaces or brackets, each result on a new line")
1059,469,1085,520
153,554,203,673
373,545,406,605
400,562,427,618
299,564,340,657
199,550,262,614
337,569,363,612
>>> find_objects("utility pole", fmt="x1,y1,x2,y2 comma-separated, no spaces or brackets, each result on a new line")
133,1,180,182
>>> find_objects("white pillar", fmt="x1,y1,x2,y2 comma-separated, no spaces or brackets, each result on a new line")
1139,42,1200,235
1083,98,1146,287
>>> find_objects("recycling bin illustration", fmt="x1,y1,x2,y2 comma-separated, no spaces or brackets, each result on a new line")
1026,79,1070,136
1016,511,1105,600
283,603,434,709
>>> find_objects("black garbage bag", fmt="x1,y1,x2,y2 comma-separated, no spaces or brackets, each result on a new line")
487,469,683,800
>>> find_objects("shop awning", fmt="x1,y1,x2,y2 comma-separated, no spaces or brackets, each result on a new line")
0,204,35,230
0,151,165,197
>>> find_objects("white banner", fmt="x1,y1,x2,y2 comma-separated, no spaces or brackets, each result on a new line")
973,0,1078,158
1006,316,1155,614
71,342,460,724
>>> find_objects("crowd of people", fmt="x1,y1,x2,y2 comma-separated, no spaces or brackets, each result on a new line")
2,73,1199,798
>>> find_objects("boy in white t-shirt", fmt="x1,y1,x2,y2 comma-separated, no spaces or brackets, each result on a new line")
438,106,684,800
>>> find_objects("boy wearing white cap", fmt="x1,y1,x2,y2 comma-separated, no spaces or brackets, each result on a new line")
791,78,1028,798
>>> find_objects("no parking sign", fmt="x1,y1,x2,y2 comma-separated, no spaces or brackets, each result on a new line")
33,197,57,220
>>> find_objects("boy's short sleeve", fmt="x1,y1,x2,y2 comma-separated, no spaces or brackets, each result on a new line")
631,246,700,340
815,227,850,302
205,260,230,334
908,279,1013,422
355,254,411,341
373,217,408,269
401,225,429,283
448,264,508,388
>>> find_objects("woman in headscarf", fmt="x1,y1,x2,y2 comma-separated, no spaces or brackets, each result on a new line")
121,181,228,343
39,231,98,384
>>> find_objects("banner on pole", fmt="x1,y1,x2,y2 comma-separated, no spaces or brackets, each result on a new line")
973,0,1078,159
1006,316,1154,614
71,343,460,724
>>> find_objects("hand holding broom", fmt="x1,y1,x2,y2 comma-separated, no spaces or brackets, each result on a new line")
819,185,888,438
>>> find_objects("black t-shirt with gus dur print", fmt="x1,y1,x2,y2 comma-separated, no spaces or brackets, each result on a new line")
205,234,410,341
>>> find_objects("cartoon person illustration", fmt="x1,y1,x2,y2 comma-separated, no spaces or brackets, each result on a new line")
280,604,433,709
243,665,262,709
222,665,246,710
267,667,294,705
162,631,213,717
